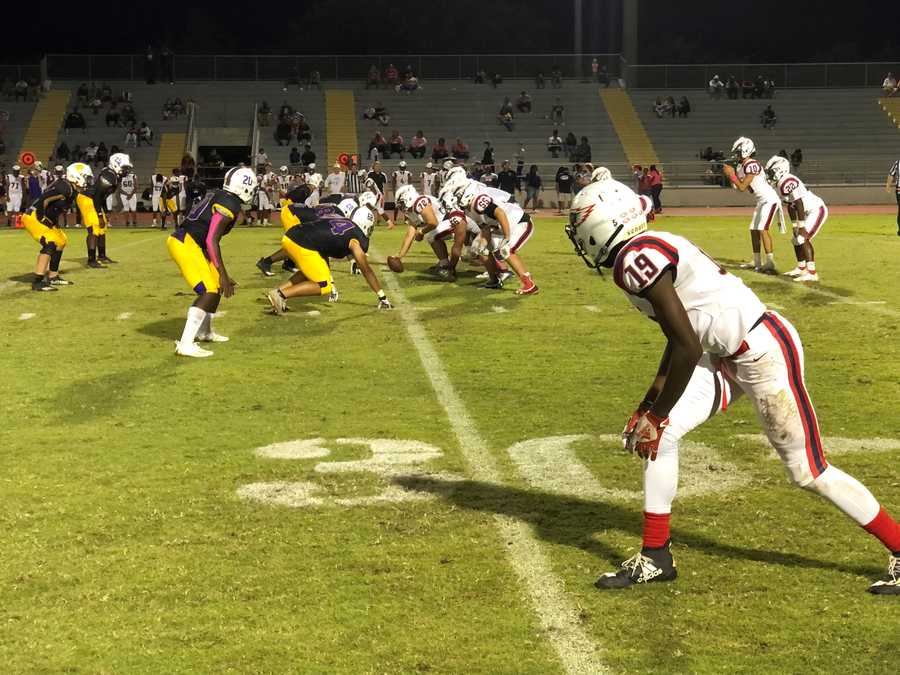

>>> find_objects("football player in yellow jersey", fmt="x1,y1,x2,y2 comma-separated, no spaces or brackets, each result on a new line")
166,167,257,358
78,152,132,268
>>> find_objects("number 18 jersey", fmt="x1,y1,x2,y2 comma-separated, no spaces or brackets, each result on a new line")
612,230,766,356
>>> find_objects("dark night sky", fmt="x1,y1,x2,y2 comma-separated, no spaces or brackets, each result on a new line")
4,1,897,64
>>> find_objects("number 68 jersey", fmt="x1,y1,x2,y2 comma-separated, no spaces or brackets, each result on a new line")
612,230,766,357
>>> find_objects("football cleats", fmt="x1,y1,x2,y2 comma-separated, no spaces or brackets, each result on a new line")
595,542,677,589
567,181,648,270
395,184,419,210
731,136,756,160
223,166,258,204
764,155,791,183
108,152,133,176
66,162,93,190
350,206,376,236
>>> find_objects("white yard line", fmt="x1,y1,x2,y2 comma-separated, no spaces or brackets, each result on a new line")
800,286,899,317
116,312,133,321
380,270,606,675
18,313,35,321
491,305,509,314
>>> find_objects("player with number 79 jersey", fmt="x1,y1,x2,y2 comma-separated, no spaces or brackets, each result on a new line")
566,181,900,595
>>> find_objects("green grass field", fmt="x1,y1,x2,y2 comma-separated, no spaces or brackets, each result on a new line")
2,213,900,674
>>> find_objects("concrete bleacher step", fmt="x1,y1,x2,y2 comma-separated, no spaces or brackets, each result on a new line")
155,133,186,175
19,90,71,165
878,98,900,128
600,89,659,168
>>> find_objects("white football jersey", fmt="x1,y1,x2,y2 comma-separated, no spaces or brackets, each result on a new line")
421,171,436,196
393,169,412,187
152,175,165,193
6,174,22,194
776,174,824,210
613,230,767,357
468,189,524,228
482,186,515,204
38,170,51,191
120,174,136,194
737,159,778,203
408,194,445,226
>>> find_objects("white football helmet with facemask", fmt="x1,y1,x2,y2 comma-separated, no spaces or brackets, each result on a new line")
731,136,756,160
395,184,419,211
108,152,133,176
350,206,376,236
223,166,259,203
567,182,648,271
764,155,791,183
66,162,94,190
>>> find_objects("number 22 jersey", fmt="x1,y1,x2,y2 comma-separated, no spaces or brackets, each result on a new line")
612,231,766,356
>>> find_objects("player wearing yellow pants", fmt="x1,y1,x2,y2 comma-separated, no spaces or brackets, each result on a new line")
166,167,257,358
266,207,393,314
22,163,91,291
255,199,347,278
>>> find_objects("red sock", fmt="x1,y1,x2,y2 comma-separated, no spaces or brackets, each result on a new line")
642,511,671,549
863,507,900,554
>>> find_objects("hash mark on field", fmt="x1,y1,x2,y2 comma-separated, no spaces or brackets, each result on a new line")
584,305,601,313
491,305,508,314
116,312,133,321
794,285,899,317
306,310,321,317
18,312,35,321
380,261,607,675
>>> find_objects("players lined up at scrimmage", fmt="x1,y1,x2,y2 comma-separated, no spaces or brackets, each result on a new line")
565,179,900,595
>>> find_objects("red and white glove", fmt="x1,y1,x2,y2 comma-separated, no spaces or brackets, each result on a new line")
625,411,669,461
621,402,652,448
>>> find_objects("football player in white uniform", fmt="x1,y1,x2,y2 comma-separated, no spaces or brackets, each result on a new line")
253,166,276,226
421,161,436,196
151,173,166,226
454,180,538,294
566,182,900,595
391,160,413,222
119,170,138,226
35,162,52,193
5,165,24,226
766,156,827,282
724,137,783,273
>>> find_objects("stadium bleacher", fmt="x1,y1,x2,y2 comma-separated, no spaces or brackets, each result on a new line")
0,99,38,166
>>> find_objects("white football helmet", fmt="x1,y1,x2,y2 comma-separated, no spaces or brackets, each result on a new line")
12,164,20,172
456,180,481,209
731,136,756,160
350,206,376,237
108,152,132,176
395,184,419,210
34,161,43,170
438,186,459,213
279,165,288,174
357,191,378,210
765,156,791,182
223,166,258,204
306,173,323,189
337,198,358,217
591,166,612,183
66,162,93,190
567,182,648,271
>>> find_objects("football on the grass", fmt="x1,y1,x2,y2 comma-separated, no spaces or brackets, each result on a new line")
387,256,404,273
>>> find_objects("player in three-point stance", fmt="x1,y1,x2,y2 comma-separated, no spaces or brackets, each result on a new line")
166,166,257,358
21,163,93,291
255,173,325,275
266,204,392,314
724,137,783,273
77,152,132,267
565,181,900,594
765,156,827,282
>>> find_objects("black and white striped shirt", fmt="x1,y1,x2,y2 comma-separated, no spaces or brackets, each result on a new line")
890,160,900,192
344,170,363,195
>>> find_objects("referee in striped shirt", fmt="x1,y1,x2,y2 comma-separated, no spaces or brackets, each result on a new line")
888,159,900,236
344,162,364,195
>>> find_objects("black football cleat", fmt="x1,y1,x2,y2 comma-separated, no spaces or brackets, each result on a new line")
595,541,678,589
98,256,117,264
282,260,299,273
868,554,900,595
32,279,57,292
87,260,106,269
256,258,275,277
478,279,503,290
49,276,74,286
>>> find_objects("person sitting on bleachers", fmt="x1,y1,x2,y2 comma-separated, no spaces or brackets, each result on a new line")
64,108,87,134
700,146,724,162
726,75,739,100
89,95,102,115
294,114,312,143
388,130,405,158
708,74,724,98
125,126,138,147
547,129,563,158
173,98,185,115
474,68,486,84
274,119,292,146
551,65,563,88
366,64,381,89
76,82,89,105
106,103,121,127
369,131,388,158
516,91,532,113
121,102,137,125
138,121,153,146
535,71,546,89
882,72,898,97
162,98,175,120
385,64,399,88
500,110,514,132
71,144,84,161
491,72,503,88
118,88,132,104
677,96,691,118
654,97,669,118
741,79,754,99
397,74,420,94
564,131,577,160
550,98,565,126
308,70,321,90
279,100,293,120
302,144,316,167
452,138,470,160
85,141,98,164
431,137,449,162
100,83,112,103
760,105,777,129
258,100,272,126
573,136,592,163
409,131,427,159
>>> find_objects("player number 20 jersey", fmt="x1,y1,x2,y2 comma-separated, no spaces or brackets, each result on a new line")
613,231,766,356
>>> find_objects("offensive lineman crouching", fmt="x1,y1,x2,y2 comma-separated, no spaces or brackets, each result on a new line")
78,152,132,267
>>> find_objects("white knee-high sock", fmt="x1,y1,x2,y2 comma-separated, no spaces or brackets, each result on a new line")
199,311,213,337
644,449,679,514
179,307,207,345
810,465,881,526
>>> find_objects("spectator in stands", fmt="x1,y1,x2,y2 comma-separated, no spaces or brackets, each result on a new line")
173,97,185,116
573,136,592,163
372,131,390,157
397,75,420,94
302,144,316,167
555,165,573,214
295,115,312,143
431,137,449,162
71,144,84,161
279,100,293,120
498,160,517,196
385,64,399,88
649,164,663,213
105,103,121,127
64,109,86,134
121,102,137,126
491,72,503,88
883,72,898,97
637,166,652,199
499,97,513,117
551,65,563,88
144,45,156,84
118,88,132,104
500,111,514,132
654,97,671,118
256,101,272,127
162,98,175,120
564,131,577,160
366,65,381,89
482,141,495,168
760,105,777,129
708,74,724,99
791,148,803,169
409,131,427,159
753,76,766,99
138,121,153,146
85,142,98,165
550,98,565,126
56,142,71,162
700,146,723,161
741,79,754,99
516,91,533,114
380,130,402,159
474,68,487,84
89,95,102,115
125,126,138,147
14,79,28,101
371,101,390,126
591,58,599,81
274,119,291,146
523,165,541,212
598,65,610,88
677,96,691,118
308,70,321,90
547,130,563,158
452,138,470,160
161,45,175,84
96,142,109,167
666,96,677,118
77,83,89,105
726,76,739,100
287,147,300,165
100,83,112,103
255,148,269,169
